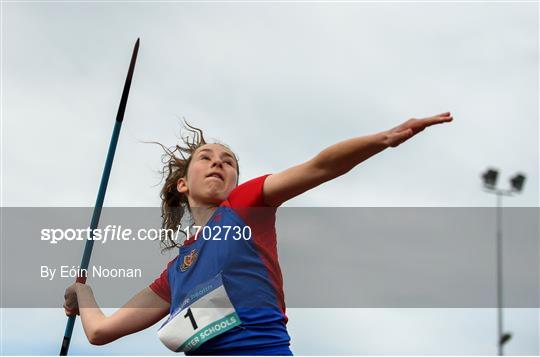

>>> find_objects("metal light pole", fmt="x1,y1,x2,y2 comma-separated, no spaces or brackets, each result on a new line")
481,168,526,356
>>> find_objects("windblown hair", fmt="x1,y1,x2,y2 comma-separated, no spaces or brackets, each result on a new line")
151,119,240,253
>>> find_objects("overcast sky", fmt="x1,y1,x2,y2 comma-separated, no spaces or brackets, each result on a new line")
1,1,538,355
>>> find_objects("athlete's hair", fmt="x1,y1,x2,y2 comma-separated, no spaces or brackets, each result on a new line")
152,119,240,253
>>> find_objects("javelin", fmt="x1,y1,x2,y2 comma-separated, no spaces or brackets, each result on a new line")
59,38,140,356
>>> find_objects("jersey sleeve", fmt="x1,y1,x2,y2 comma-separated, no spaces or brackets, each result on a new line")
225,174,278,238
149,259,174,304
227,174,273,208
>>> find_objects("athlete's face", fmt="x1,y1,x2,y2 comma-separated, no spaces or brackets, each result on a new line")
177,144,239,205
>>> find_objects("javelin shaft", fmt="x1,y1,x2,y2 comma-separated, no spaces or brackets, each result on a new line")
59,38,139,356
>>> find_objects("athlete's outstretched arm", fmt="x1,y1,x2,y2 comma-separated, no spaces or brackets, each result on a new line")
263,112,453,207
64,282,170,345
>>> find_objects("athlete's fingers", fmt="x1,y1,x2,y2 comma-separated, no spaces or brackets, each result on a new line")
424,112,451,119
415,115,453,130
432,112,451,118
426,115,453,124
421,112,453,123
63,283,79,317
418,112,451,120
64,300,76,309
64,303,79,316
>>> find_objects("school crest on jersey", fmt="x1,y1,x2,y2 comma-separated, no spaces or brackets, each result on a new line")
180,249,198,272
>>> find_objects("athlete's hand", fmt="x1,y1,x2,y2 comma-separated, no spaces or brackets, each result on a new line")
63,282,83,316
383,112,453,148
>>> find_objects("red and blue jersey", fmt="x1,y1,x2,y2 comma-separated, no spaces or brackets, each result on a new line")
149,174,292,355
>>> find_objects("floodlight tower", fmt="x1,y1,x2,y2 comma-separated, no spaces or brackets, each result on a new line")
481,168,526,356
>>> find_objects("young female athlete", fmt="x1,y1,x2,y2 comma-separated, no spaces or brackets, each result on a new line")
63,112,453,355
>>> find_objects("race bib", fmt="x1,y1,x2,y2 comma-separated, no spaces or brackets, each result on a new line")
158,273,242,352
